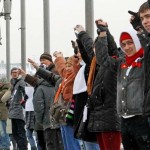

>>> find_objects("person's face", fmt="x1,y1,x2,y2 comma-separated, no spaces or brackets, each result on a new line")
11,69,19,79
40,59,52,66
65,63,73,74
121,39,137,56
140,9,150,33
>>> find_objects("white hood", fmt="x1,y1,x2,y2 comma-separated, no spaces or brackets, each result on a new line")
119,27,142,52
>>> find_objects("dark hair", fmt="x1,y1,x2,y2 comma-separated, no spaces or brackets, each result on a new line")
11,67,18,74
138,2,150,14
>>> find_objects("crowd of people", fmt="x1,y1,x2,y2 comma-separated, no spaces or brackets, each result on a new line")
1,0,150,150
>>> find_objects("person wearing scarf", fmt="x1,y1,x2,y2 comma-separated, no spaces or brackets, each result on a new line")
95,19,150,149
53,51,81,150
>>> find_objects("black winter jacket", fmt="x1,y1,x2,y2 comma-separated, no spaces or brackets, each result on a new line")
138,33,150,115
88,32,121,132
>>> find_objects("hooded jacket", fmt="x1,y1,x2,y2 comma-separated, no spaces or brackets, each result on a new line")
92,27,144,118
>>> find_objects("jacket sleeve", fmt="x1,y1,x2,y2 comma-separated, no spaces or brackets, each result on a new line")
78,31,95,63
54,57,66,78
36,67,61,85
95,36,118,72
107,30,119,57
25,74,39,87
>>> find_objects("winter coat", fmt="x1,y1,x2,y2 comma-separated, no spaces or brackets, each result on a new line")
36,68,62,128
91,29,144,123
88,31,121,132
25,111,35,129
73,31,94,128
9,77,26,121
25,74,55,130
0,83,10,120
138,33,150,115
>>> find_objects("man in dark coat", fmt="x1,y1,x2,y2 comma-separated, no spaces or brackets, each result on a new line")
9,67,28,150
20,52,64,150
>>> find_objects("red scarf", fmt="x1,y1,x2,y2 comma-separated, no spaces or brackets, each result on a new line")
126,48,144,66
121,48,144,69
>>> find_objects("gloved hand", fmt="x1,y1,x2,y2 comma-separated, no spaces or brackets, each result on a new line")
128,10,142,31
95,19,108,35
74,25,85,34
71,40,78,54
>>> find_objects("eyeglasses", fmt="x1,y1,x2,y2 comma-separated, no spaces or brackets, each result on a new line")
11,72,18,74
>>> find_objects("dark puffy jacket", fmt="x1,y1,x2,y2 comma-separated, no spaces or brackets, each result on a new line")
88,32,121,132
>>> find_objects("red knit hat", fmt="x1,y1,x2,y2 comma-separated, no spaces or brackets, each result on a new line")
120,32,132,42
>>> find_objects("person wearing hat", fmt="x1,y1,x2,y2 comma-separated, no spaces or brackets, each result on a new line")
0,78,10,150
39,52,58,74
19,52,65,150
95,19,150,149
52,51,81,150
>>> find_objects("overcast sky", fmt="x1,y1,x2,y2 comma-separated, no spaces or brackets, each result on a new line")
0,0,146,63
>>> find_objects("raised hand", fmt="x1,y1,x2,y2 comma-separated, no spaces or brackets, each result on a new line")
74,25,85,34
128,10,142,31
53,51,63,58
28,58,39,70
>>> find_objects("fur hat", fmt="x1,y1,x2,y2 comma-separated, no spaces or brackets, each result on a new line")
40,52,53,62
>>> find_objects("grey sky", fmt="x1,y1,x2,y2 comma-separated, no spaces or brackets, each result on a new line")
0,0,146,63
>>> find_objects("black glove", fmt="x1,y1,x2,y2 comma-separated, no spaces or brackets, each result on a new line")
95,20,108,35
71,40,78,55
128,10,142,31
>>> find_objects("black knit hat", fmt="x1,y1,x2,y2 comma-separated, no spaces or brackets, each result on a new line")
40,52,53,62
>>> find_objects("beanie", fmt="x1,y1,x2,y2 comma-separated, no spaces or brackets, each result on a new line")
40,52,53,62
120,32,132,42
